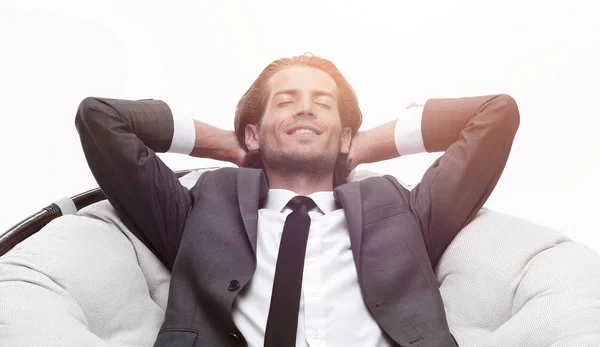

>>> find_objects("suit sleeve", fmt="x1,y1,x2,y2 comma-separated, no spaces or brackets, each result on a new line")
75,97,197,269
409,94,520,268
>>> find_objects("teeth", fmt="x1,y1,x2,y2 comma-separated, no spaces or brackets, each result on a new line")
291,129,316,135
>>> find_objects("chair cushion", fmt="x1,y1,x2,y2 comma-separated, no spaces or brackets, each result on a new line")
437,209,600,346
0,200,171,346
1,169,599,346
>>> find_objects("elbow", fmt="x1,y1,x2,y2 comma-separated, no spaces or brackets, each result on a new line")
74,97,107,132
490,94,520,135
76,97,102,121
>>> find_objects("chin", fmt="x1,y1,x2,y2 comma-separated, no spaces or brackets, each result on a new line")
264,150,337,173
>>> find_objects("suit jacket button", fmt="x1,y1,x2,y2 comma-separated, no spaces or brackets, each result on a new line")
230,332,240,340
228,279,240,291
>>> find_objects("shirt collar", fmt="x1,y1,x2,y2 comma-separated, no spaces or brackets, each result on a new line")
262,189,337,214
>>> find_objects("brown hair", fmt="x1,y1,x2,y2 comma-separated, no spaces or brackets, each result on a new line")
234,54,363,186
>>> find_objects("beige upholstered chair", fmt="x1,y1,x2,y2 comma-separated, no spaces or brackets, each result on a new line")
1,169,599,346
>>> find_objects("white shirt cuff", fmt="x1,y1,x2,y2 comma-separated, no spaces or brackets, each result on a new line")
394,102,426,156
168,117,195,155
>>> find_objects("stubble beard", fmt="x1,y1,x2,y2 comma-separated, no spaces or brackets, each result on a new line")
259,138,339,181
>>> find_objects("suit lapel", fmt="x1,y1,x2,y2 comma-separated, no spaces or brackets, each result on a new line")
237,168,269,255
236,170,365,265
334,181,363,267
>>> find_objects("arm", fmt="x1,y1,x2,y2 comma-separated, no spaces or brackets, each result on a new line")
75,97,242,269
353,95,520,268
189,120,246,165
348,102,424,167
348,122,398,167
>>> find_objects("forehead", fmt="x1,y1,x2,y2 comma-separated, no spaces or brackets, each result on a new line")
267,65,338,97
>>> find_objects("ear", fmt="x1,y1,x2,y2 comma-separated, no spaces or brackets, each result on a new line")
340,127,352,155
245,124,260,152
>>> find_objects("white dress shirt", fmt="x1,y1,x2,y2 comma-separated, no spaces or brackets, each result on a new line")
169,103,426,346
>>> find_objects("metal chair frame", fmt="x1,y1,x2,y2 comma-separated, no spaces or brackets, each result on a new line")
0,169,199,257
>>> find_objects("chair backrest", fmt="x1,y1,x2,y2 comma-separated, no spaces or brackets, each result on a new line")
0,169,200,257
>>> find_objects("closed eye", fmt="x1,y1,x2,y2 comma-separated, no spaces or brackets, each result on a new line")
316,102,332,109
277,101,294,107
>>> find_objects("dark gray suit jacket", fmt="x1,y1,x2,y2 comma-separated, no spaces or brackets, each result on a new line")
75,94,519,347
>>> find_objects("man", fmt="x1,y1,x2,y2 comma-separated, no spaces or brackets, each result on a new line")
75,54,519,347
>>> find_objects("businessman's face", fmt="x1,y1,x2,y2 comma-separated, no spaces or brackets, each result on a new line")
245,65,352,174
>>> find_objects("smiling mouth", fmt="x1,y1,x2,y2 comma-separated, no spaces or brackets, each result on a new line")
288,128,318,136
286,124,322,136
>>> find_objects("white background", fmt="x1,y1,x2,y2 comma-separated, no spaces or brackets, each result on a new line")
1,0,598,252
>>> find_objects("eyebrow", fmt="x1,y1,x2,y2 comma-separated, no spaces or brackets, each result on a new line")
272,88,336,99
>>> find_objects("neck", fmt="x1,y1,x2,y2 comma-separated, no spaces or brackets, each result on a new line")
264,168,334,195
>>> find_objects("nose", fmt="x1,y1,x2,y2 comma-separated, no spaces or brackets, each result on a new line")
293,98,316,119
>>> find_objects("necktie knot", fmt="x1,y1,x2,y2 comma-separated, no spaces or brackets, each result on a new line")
287,196,316,212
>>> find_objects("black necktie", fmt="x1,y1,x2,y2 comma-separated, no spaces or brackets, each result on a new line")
264,196,317,347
